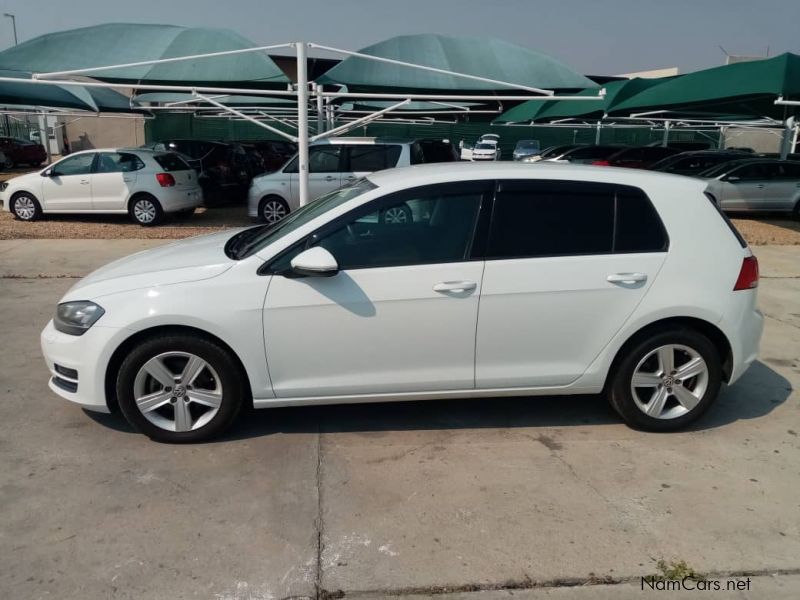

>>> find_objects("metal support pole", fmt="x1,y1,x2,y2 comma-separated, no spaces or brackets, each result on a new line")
296,42,310,207
792,123,799,154
661,120,671,147
316,84,325,134
779,117,795,159
594,121,601,144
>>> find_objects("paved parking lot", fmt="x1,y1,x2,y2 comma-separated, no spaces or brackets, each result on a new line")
1,239,799,599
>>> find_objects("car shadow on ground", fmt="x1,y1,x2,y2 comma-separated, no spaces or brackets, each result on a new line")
84,360,793,442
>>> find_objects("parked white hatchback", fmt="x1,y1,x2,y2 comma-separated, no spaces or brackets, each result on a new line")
1,148,202,226
41,163,763,442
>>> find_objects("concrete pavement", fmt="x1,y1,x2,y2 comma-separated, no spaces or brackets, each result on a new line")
0,240,798,599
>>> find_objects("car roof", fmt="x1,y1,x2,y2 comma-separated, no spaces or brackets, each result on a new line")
366,161,706,193
311,137,413,146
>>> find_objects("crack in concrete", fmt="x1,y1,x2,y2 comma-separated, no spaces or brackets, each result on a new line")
331,567,800,598
764,312,800,330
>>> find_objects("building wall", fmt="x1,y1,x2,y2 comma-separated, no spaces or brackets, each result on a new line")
64,116,146,152
721,127,783,153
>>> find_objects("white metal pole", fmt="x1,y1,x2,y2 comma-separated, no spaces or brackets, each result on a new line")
194,93,298,142
779,116,795,159
792,123,799,154
661,120,671,147
296,42,310,207
316,84,325,134
594,121,601,144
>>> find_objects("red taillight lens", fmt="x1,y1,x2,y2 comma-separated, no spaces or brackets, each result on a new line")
734,256,759,290
592,160,610,166
156,173,175,187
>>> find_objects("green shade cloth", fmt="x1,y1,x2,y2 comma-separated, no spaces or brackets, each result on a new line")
133,92,294,106
0,68,135,112
0,23,290,88
609,53,800,120
317,34,596,93
339,100,483,111
494,78,667,123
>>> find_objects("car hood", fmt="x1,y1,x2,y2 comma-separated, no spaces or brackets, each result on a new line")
64,229,242,301
5,170,44,189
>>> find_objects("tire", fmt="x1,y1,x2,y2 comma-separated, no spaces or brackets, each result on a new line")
116,333,246,443
607,327,722,432
380,203,412,224
258,195,289,225
129,194,163,226
792,200,800,222
11,192,43,221
4,157,14,169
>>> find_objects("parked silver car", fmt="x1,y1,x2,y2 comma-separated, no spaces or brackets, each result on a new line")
699,159,800,218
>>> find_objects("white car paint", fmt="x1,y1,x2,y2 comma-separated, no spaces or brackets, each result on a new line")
41,163,762,436
0,148,202,219
471,141,500,161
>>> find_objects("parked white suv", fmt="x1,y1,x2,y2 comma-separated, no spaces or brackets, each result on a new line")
248,137,415,224
1,148,202,225
41,163,763,443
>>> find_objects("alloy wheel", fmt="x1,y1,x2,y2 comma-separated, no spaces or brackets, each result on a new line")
630,344,709,420
383,206,409,224
133,351,223,432
262,199,287,224
133,199,157,224
13,196,36,220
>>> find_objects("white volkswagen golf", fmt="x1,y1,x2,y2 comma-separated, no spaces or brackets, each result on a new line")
41,163,763,443
1,148,202,226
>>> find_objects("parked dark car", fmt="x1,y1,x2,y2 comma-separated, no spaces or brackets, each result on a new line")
142,140,252,205
524,144,585,162
649,150,753,176
648,140,713,151
411,138,460,163
545,144,628,164
237,140,298,174
593,146,682,169
0,137,47,168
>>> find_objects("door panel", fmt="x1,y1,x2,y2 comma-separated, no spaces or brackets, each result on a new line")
476,254,665,388
41,153,96,210
264,262,484,397
91,152,143,210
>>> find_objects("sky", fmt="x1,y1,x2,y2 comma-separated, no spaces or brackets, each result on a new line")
0,0,797,76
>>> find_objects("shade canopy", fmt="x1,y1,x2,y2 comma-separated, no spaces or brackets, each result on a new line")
133,92,295,106
0,23,290,88
0,69,136,112
609,53,800,119
317,34,596,93
494,78,669,123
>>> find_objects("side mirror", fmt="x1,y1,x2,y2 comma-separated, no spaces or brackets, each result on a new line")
41,168,53,177
290,247,339,277
724,175,740,182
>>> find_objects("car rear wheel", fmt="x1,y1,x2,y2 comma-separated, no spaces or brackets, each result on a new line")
11,192,42,221
259,195,289,225
4,157,14,169
116,334,245,443
380,203,412,224
129,194,163,226
608,328,722,431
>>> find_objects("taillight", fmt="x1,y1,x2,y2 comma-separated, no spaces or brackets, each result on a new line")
592,160,610,166
733,256,759,290
156,173,175,187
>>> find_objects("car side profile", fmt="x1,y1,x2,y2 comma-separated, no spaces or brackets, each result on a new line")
1,148,202,225
41,163,763,443
698,158,800,218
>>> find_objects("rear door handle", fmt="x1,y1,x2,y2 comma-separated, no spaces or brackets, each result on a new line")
607,273,647,284
433,281,477,293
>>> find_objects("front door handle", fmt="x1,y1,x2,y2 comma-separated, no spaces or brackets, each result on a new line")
79,179,90,185
433,281,477,293
324,175,336,182
607,273,647,284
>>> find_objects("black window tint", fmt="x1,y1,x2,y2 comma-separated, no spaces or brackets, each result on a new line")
348,145,402,171
154,153,191,172
309,146,341,173
489,182,614,258
731,163,771,180
95,152,146,173
52,153,95,176
779,162,800,178
314,186,483,270
565,146,620,160
614,188,667,252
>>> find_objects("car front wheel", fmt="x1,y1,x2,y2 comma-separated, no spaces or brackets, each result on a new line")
608,328,722,431
116,333,246,443
259,195,289,225
11,192,43,221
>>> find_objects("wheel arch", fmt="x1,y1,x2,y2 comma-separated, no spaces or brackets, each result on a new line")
104,324,253,413
127,190,158,210
606,316,733,388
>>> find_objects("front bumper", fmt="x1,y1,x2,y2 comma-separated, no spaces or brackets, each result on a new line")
40,319,130,413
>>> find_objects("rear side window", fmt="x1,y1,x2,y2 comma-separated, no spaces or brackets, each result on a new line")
154,153,191,171
487,181,667,259
347,145,402,171
95,152,146,173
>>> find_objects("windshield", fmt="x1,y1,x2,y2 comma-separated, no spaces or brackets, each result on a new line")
226,178,378,260
475,143,496,150
516,141,539,150
698,162,744,178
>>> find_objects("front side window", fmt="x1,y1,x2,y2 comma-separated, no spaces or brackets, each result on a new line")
314,185,483,270
347,145,402,171
729,163,775,181
95,152,146,173
309,146,341,173
51,153,95,176
487,181,666,259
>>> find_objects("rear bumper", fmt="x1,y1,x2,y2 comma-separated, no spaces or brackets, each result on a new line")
727,305,764,385
159,186,202,213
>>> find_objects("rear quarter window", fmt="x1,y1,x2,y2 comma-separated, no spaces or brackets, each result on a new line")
154,153,191,171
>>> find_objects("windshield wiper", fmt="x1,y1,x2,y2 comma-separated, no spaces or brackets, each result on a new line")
225,225,267,260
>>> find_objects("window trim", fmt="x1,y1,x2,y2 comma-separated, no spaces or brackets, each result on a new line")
260,180,494,276
484,180,669,261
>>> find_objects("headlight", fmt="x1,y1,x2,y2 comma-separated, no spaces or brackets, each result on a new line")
54,301,105,336
0,182,8,192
